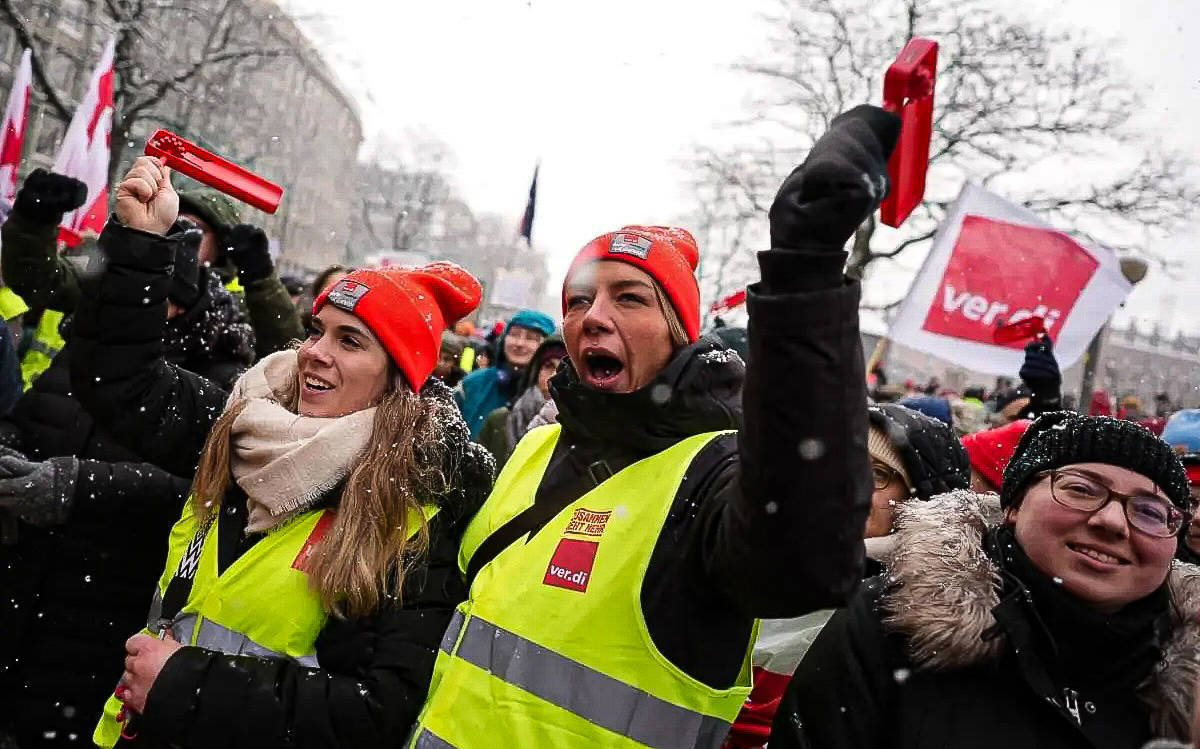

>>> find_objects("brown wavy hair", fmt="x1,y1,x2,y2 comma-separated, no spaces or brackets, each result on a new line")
190,367,458,619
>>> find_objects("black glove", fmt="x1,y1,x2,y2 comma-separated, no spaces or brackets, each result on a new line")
11,168,89,226
225,223,274,284
769,105,903,251
1019,335,1062,415
0,451,79,526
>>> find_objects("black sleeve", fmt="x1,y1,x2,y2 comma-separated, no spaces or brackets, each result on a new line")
693,248,872,619
769,579,895,749
0,210,81,312
137,516,466,749
242,275,305,358
71,459,190,522
69,220,229,479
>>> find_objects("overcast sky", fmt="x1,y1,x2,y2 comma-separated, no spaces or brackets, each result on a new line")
285,0,1199,334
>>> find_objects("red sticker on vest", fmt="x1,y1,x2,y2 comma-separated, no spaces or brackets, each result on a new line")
543,538,599,592
293,511,336,571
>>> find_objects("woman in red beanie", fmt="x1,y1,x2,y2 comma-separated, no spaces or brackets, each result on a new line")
410,104,902,747
70,157,495,748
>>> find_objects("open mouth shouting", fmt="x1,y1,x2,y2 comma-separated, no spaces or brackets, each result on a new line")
580,347,626,391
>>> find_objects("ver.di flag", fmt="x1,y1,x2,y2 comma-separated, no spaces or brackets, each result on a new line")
887,182,1132,375
53,36,115,237
0,48,32,213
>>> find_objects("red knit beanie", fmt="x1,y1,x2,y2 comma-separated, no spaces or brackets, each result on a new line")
563,225,701,342
960,419,1031,490
313,262,482,389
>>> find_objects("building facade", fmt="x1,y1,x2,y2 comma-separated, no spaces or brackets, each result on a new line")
0,0,362,272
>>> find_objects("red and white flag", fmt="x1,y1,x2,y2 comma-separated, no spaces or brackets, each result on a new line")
52,36,115,237
0,48,33,209
887,183,1132,375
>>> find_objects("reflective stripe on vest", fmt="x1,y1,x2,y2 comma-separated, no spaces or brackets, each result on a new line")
412,426,754,749
97,500,438,747
20,308,64,391
145,590,319,667
426,611,732,749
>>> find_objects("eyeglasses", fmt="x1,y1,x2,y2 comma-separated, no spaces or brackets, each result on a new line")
506,327,545,345
872,462,898,491
1042,470,1186,538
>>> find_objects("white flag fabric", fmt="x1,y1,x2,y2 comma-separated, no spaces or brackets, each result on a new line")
0,48,33,209
887,183,1132,375
52,36,115,235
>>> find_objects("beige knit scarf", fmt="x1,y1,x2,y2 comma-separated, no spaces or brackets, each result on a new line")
226,350,376,533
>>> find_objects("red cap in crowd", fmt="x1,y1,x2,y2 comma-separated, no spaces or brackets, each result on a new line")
961,419,1031,490
313,262,482,389
563,225,701,342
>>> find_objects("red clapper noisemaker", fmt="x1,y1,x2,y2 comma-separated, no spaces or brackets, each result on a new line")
144,130,284,214
993,316,1046,346
879,38,937,228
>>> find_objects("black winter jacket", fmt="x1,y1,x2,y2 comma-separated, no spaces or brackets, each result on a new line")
69,220,495,747
0,242,252,748
485,245,872,689
771,492,1200,749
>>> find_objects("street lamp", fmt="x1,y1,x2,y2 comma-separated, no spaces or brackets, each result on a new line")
1078,256,1149,411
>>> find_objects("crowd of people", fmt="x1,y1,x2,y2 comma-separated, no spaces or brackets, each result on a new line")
0,102,1196,749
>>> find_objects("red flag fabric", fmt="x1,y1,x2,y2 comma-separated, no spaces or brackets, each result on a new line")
0,49,32,208
888,183,1132,375
53,36,115,236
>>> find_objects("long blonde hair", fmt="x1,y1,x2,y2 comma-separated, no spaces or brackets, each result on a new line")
191,369,456,619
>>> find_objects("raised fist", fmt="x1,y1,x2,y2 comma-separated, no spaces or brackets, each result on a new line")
115,156,178,235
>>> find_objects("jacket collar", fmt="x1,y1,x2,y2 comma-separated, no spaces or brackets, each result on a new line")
549,335,743,455
879,490,1200,738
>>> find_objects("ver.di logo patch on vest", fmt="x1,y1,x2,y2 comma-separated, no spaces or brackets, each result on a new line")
543,508,613,592
327,280,370,312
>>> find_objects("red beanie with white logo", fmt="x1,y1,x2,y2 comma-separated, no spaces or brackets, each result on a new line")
563,225,701,342
313,262,482,389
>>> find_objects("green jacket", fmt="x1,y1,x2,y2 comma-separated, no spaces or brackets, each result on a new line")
1,211,83,313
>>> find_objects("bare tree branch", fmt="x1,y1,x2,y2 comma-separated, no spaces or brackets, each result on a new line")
0,0,72,121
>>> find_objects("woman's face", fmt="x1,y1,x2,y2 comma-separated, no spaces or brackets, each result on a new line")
1008,462,1176,613
503,325,544,368
297,306,391,418
563,261,674,393
864,462,908,538
536,355,562,399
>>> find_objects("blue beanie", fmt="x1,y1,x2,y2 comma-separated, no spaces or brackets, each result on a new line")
1162,409,1200,455
898,395,953,427
507,309,556,337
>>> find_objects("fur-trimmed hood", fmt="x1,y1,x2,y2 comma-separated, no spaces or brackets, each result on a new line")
879,490,1200,738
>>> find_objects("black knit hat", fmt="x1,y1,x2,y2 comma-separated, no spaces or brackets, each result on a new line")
1000,411,1190,510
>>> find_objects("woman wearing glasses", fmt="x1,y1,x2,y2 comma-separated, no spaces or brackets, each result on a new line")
771,412,1200,749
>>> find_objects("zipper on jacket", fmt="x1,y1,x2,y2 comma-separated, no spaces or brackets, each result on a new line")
1062,688,1081,725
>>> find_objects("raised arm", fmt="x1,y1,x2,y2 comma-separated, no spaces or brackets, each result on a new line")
699,106,902,617
1,169,89,312
70,157,228,478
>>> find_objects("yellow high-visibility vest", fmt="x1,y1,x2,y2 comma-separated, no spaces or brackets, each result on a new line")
410,425,755,748
20,308,64,391
96,498,438,747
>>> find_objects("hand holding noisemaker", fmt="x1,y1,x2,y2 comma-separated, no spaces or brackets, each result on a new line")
879,38,937,228
144,130,283,214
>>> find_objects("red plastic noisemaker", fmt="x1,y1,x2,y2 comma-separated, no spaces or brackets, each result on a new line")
879,38,937,228
144,130,283,214
993,316,1046,345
